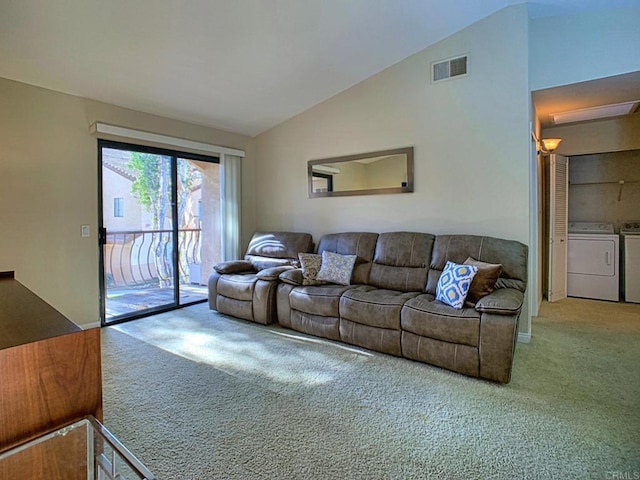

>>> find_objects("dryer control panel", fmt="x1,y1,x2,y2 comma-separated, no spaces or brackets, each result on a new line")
620,222,640,234
568,222,615,234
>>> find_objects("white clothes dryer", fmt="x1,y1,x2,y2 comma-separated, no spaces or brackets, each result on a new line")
567,222,619,302
620,221,640,304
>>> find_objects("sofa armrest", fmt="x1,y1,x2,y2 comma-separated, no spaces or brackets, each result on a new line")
214,260,254,274
478,310,520,384
279,268,303,286
256,265,294,281
475,288,523,315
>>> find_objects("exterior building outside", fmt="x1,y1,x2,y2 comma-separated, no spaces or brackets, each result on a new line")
102,149,221,289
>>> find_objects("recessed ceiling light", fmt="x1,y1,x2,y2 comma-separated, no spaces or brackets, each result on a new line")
551,101,639,125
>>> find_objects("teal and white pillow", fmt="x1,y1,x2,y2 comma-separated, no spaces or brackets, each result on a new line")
436,261,478,309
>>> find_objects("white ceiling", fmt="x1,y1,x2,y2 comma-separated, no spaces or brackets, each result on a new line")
1,0,638,137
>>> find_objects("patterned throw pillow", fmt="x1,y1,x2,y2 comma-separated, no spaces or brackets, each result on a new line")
316,251,357,286
298,253,326,286
436,261,478,309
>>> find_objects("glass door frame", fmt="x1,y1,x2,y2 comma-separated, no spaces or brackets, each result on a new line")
98,139,219,326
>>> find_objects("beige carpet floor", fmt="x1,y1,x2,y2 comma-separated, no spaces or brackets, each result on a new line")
101,298,640,479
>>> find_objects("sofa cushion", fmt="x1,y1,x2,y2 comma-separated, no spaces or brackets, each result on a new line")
435,261,478,309
340,286,419,329
427,235,528,294
289,285,355,317
368,263,429,293
216,273,258,301
368,232,434,292
214,260,253,274
246,255,295,271
317,232,378,284
464,257,502,304
317,232,378,259
316,251,357,285
255,265,294,282
372,232,434,268
401,295,481,347
474,288,524,315
279,268,304,286
246,231,313,262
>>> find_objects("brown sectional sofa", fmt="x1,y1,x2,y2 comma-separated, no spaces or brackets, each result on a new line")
276,231,527,383
209,230,527,383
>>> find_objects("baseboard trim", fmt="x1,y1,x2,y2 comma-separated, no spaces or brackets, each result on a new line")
518,332,531,344
81,322,101,330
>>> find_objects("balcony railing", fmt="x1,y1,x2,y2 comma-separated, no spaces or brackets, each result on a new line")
105,228,202,288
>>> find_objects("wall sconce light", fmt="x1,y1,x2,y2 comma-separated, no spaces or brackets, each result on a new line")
531,132,563,155
540,138,562,153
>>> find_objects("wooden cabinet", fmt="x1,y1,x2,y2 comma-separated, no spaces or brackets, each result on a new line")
0,272,102,453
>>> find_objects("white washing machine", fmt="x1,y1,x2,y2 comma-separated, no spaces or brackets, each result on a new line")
620,221,640,304
567,222,619,302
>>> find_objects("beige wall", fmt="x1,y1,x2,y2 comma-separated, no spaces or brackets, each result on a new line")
542,113,640,156
543,113,640,232
567,149,640,230
0,77,252,327
255,5,530,240
542,114,640,231
530,6,640,91
254,6,532,331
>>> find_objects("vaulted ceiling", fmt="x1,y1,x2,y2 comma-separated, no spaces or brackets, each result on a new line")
1,0,638,136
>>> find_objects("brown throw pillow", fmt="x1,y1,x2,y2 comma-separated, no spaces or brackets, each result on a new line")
463,257,502,304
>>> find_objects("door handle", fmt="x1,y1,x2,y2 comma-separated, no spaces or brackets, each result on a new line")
98,227,108,246
605,251,610,266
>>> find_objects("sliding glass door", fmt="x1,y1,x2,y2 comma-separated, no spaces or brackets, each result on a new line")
99,140,221,324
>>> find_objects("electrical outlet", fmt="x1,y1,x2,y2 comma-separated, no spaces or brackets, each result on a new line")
81,225,90,238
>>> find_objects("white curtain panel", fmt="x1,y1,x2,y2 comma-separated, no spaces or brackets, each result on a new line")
220,154,242,261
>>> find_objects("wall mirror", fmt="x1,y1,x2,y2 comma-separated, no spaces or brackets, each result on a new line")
308,146,414,198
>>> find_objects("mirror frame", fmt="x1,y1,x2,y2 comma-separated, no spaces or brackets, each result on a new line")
308,146,414,198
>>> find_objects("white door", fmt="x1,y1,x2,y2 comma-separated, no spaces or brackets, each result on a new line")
567,238,616,276
547,154,568,302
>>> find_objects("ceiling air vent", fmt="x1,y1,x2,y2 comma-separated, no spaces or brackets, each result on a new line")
432,55,468,83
